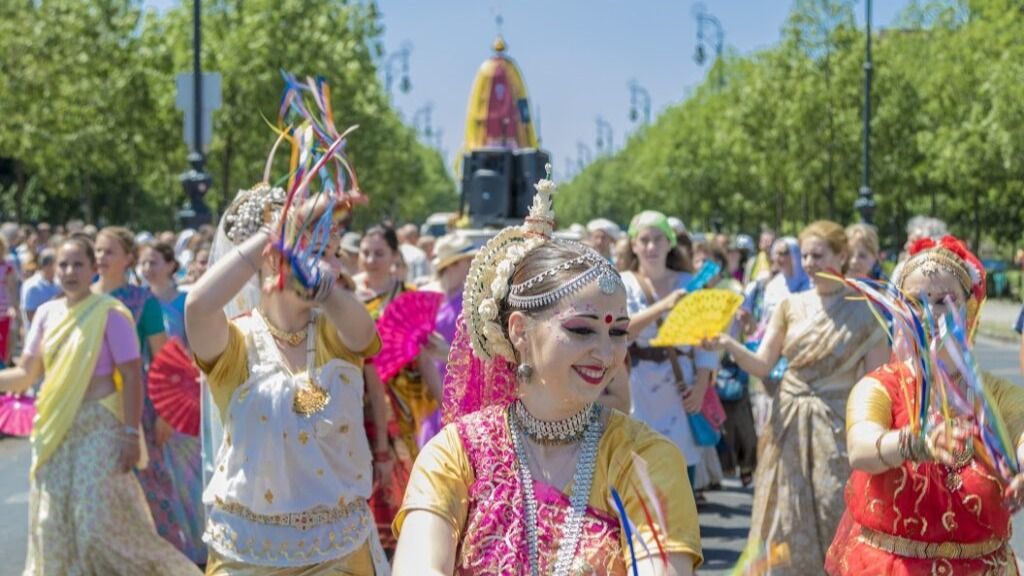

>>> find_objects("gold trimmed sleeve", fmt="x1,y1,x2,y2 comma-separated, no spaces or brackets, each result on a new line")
846,376,893,432
983,372,1024,450
194,321,248,417
392,424,472,540
317,314,381,367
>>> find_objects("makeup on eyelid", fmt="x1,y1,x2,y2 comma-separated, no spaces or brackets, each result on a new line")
553,308,628,323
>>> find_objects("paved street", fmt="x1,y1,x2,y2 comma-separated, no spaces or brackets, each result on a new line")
1,335,1021,575
0,436,29,576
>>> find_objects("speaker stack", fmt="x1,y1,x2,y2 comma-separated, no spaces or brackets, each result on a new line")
461,147,551,227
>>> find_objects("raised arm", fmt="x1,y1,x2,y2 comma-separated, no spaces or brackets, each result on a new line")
709,318,785,382
628,289,685,340
319,285,376,355
186,230,269,364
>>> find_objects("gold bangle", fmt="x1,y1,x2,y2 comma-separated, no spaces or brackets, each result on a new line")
876,431,900,469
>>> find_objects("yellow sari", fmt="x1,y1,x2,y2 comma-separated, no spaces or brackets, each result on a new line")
32,293,144,476
25,293,201,575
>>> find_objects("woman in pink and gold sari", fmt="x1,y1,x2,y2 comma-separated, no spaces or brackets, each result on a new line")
392,175,702,575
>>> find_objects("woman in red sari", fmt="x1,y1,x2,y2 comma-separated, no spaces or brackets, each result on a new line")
826,236,1024,575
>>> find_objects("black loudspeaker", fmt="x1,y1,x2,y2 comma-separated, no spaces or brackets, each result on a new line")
512,149,551,218
462,148,513,223
468,169,511,222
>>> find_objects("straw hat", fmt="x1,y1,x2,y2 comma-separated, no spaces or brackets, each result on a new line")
432,234,477,273
340,232,362,255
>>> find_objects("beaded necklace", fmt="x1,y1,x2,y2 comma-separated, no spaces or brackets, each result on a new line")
508,401,605,576
512,400,594,445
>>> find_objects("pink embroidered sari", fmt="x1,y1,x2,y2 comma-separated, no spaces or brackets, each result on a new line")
454,405,627,575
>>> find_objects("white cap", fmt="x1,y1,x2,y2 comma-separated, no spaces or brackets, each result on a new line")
586,218,623,239
667,217,687,235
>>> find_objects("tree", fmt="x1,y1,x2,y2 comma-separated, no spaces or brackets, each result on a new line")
0,0,455,229
558,0,1024,255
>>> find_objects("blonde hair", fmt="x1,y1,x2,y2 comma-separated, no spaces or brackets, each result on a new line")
799,220,847,257
97,226,138,263
846,223,879,258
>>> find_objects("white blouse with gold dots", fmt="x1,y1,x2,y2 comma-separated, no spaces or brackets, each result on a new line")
201,312,384,570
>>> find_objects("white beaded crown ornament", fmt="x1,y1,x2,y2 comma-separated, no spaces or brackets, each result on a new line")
223,131,292,245
462,164,624,362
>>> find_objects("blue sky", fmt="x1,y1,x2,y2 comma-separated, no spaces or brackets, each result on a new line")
149,1,908,180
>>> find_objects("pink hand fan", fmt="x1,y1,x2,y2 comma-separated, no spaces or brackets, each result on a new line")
374,291,445,382
0,394,35,437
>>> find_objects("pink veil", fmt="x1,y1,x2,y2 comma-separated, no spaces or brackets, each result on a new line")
441,312,517,424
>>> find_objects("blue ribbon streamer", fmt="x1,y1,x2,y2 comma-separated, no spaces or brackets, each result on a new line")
611,487,640,576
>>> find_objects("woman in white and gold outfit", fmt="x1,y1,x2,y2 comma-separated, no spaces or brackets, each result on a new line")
186,185,389,575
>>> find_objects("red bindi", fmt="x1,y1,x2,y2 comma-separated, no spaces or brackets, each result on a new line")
605,314,613,324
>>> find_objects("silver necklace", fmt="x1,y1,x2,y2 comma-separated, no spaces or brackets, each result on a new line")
509,401,604,576
512,400,595,445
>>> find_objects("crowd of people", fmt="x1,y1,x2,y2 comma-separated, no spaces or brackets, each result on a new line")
2,190,1024,576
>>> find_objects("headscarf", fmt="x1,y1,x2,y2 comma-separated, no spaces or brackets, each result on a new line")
627,210,678,248
772,236,810,293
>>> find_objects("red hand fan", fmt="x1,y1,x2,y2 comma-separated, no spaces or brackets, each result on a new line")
147,337,201,436
374,291,445,382
0,394,35,437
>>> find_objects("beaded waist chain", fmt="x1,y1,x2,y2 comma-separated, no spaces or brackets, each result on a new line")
213,496,367,532
858,526,1006,560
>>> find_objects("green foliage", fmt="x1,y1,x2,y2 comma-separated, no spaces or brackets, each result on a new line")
0,0,454,230
558,0,1024,253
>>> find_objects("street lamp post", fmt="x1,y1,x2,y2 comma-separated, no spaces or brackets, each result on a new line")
855,0,876,224
384,43,413,97
693,3,725,88
629,80,651,125
178,0,211,227
432,127,444,152
577,142,593,172
413,103,434,141
595,116,613,155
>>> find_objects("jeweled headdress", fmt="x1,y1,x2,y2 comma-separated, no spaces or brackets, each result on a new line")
445,166,624,421
462,165,622,362
896,235,986,339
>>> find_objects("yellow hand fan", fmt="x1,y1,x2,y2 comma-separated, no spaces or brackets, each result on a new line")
650,289,744,347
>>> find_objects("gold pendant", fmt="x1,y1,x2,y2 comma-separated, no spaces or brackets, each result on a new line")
292,379,331,417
